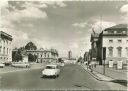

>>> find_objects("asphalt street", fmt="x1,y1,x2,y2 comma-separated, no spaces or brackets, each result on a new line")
0,64,126,90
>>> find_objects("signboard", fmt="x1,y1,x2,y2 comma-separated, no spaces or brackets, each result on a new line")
117,61,123,69
109,60,113,68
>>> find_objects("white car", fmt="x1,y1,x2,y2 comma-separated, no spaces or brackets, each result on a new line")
11,62,30,68
0,63,5,68
42,64,60,78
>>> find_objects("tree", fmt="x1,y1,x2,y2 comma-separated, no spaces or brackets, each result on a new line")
12,49,22,62
28,54,37,62
25,42,37,50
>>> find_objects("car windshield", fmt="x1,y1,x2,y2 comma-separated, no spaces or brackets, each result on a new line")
46,66,56,69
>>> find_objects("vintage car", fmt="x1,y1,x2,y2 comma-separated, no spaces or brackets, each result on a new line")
11,62,30,68
42,64,60,78
0,63,5,68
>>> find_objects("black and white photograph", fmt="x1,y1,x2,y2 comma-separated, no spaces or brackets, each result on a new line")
0,0,127,90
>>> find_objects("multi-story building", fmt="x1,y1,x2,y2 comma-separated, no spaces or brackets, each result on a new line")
0,31,13,63
98,24,128,64
12,47,58,63
26,48,58,63
68,50,72,60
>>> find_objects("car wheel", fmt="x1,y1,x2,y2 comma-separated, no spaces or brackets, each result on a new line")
57,74,59,77
53,75,56,79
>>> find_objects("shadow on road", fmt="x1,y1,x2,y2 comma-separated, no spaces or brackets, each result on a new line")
110,79,127,87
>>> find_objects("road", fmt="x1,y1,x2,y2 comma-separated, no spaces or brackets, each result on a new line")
0,64,126,90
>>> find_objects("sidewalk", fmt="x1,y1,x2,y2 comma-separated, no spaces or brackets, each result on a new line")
81,64,127,87
92,65,127,81
81,64,114,81
0,63,46,74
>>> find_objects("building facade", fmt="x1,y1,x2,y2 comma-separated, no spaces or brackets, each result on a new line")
26,48,58,63
99,24,128,64
68,50,72,60
0,31,13,63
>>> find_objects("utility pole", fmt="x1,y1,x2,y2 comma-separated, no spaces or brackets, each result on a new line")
100,14,106,75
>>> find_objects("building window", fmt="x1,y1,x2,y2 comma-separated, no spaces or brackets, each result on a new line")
108,47,113,57
7,48,8,54
47,54,49,58
126,47,128,56
109,40,113,43
117,47,122,57
118,39,122,43
44,53,46,57
3,47,5,54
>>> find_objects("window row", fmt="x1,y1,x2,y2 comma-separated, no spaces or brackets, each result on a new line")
0,47,11,55
108,30,126,34
108,47,128,57
109,39,128,43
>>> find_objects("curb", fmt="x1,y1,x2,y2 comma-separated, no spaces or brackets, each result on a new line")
81,65,103,81
81,65,114,82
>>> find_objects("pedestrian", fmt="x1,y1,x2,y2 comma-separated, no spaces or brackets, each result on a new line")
89,63,93,72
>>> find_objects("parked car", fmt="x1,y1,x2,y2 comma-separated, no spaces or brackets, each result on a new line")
0,63,5,68
11,62,30,68
4,61,12,66
42,64,60,78
57,62,65,67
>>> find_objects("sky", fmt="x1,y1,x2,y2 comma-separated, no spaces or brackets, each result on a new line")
0,0,128,57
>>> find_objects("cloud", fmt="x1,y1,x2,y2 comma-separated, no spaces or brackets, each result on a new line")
92,20,116,33
120,4,128,24
120,4,128,13
24,1,48,9
1,27,30,48
42,1,67,8
2,2,47,22
56,1,67,7
72,22,87,28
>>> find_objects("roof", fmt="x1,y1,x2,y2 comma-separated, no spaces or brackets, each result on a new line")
105,24,127,30
0,31,13,41
0,31,12,37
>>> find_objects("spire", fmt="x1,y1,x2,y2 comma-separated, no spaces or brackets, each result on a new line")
92,27,95,34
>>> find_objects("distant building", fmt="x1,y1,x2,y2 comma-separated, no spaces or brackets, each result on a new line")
68,50,72,60
26,48,58,63
98,24,128,64
12,48,58,63
0,31,13,62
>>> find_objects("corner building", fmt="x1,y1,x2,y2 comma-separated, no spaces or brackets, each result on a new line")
99,24,128,64
0,31,13,62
